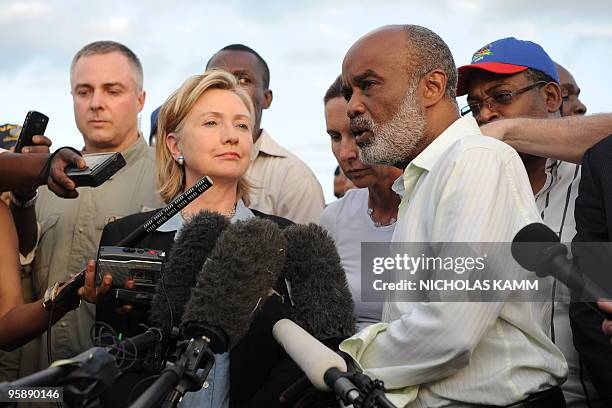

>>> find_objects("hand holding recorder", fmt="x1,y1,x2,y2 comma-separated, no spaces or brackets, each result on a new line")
8,111,125,199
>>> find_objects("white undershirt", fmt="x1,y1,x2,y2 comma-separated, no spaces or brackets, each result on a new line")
320,188,396,330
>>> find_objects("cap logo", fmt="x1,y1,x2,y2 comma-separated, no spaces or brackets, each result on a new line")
472,45,492,63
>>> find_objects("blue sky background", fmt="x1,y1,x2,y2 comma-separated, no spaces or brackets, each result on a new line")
1,0,611,202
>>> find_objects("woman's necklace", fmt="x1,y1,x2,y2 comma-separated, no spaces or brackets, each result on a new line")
181,202,237,222
367,207,397,228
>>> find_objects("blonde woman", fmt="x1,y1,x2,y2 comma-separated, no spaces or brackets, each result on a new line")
99,70,298,407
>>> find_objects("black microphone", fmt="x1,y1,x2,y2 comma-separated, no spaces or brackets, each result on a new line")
121,176,213,246
55,176,213,306
130,218,288,408
512,223,612,304
181,217,288,353
149,210,230,332
281,223,356,340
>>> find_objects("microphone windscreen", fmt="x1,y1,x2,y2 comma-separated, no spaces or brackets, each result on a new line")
149,211,230,330
511,223,560,271
181,218,287,349
282,223,356,340
273,319,347,391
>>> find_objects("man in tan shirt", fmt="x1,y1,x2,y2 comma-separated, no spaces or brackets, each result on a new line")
15,41,162,375
206,44,325,224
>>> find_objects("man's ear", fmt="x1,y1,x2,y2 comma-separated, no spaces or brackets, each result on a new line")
136,90,146,113
421,69,447,109
262,89,273,110
542,82,562,113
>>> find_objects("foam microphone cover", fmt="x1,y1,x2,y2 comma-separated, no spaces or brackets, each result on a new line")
181,218,287,349
149,211,230,330
282,223,356,340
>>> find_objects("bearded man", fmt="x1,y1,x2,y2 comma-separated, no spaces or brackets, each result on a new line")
338,25,568,407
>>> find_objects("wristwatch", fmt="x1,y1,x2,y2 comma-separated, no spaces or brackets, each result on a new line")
42,281,81,311
42,282,61,310
10,190,38,208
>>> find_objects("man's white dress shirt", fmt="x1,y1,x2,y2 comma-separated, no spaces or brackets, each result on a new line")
341,116,567,408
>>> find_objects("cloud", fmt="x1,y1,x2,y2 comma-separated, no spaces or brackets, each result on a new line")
1,1,52,20
2,0,611,203
479,0,612,20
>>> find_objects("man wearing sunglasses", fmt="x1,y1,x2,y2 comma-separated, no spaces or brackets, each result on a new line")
457,38,605,407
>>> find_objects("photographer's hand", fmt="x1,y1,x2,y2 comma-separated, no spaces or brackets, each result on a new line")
20,135,52,154
45,147,86,199
78,260,112,303
11,135,52,200
24,137,88,198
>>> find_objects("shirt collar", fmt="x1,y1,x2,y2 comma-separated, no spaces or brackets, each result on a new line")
400,116,481,198
534,158,561,199
410,116,482,173
120,134,149,164
82,133,148,163
391,174,405,197
250,129,288,161
233,199,254,222
156,199,254,233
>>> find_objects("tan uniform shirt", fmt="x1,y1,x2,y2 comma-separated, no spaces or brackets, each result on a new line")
23,136,162,373
246,130,324,224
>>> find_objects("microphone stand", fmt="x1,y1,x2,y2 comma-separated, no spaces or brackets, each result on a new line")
324,368,396,408
0,328,166,407
0,347,120,408
129,336,215,408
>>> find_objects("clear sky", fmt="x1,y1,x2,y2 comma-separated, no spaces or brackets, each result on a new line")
2,0,610,202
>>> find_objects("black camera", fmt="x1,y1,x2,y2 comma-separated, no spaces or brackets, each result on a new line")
66,152,126,187
96,246,166,305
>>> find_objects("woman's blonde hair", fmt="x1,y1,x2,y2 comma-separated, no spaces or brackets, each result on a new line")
156,69,255,204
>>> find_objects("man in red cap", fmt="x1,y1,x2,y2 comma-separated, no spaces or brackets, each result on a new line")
458,37,605,407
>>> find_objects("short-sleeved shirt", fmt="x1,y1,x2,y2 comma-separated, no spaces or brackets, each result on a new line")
23,136,163,373
246,130,324,224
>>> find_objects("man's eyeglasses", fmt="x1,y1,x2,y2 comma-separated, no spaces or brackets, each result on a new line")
460,81,548,118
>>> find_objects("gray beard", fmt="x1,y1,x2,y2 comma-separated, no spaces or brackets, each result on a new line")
357,87,426,166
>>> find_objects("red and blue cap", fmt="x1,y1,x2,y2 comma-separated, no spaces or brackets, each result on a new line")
456,37,559,96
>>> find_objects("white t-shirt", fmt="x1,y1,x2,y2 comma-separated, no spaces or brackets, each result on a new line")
320,188,396,330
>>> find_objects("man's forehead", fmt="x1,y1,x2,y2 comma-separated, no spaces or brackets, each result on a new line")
466,71,525,97
559,71,578,88
71,52,136,87
342,30,408,79
209,50,259,75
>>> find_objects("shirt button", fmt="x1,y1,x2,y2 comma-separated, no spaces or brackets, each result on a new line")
202,382,209,389
78,228,83,233
60,322,67,327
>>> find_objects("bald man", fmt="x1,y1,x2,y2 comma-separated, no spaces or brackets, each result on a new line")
555,62,587,117
339,25,566,407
